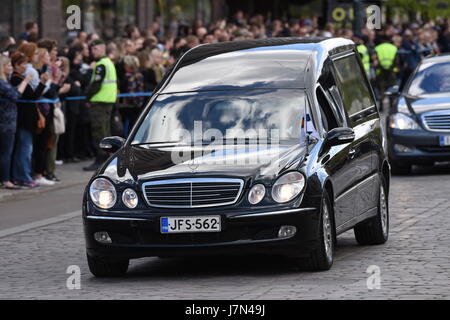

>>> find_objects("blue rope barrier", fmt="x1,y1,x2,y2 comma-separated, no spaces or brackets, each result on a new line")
0,92,153,103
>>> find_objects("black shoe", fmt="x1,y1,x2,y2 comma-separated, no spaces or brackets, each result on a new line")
45,173,61,182
83,162,101,171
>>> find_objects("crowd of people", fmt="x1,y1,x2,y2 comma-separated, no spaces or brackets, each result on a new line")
1,12,450,189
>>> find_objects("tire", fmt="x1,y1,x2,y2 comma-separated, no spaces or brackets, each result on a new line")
87,254,129,277
298,191,335,271
354,176,389,245
389,160,411,175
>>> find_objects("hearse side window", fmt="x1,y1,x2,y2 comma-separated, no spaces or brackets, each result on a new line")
318,63,346,127
333,54,375,117
316,87,339,132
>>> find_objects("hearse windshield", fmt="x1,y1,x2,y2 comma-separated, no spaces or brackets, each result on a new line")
132,89,308,145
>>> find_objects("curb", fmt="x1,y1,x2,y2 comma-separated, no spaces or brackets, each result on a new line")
0,181,88,203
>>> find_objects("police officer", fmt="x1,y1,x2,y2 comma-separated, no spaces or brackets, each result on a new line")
354,33,371,78
373,35,398,110
83,39,118,171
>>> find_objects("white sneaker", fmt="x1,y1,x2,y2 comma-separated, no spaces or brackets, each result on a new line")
55,160,63,166
35,177,55,186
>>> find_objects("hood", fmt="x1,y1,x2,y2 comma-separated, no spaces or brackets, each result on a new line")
404,94,450,115
101,142,309,186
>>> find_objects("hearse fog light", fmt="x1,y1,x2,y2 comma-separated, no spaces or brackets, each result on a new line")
94,231,112,244
278,226,297,238
393,144,414,153
271,172,305,203
248,184,266,204
122,188,139,208
89,178,117,209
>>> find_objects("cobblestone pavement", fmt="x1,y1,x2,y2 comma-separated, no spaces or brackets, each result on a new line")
0,165,449,300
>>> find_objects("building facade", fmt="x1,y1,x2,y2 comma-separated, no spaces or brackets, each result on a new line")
0,0,155,42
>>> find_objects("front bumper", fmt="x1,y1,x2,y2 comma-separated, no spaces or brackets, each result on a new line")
388,128,450,164
83,206,320,260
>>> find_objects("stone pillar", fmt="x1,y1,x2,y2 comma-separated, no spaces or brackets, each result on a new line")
137,0,154,33
39,0,64,43
212,0,227,21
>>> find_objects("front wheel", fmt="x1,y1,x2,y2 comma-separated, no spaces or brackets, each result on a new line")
87,254,129,277
298,192,336,271
354,176,389,245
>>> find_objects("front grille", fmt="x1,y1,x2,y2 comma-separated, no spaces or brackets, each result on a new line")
142,178,244,208
422,112,450,131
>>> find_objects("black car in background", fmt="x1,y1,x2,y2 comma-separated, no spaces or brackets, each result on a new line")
387,55,450,174
83,38,390,276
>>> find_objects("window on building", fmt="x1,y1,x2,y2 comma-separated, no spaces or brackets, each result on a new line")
0,1,12,37
81,0,136,40
12,0,38,38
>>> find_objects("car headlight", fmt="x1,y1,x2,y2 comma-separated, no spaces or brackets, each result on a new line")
271,172,305,203
248,184,266,205
389,113,420,130
122,188,138,208
89,178,117,209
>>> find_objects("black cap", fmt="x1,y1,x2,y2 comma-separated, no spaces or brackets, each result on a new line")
354,32,364,40
89,39,105,48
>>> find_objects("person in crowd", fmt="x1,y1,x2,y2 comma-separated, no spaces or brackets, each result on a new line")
10,52,48,188
83,39,118,171
0,56,33,189
118,55,145,137
31,48,67,185
137,50,157,92
59,55,82,164
149,48,165,83
19,21,39,42
399,29,422,89
44,57,71,182
17,42,40,90
373,35,399,109
0,36,16,55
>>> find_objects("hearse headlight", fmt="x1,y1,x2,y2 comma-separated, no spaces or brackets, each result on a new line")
122,188,138,208
271,172,305,203
389,113,420,130
89,178,117,209
248,184,266,205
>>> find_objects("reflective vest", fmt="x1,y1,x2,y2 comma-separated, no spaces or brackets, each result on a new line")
374,43,398,72
90,57,117,103
357,44,370,76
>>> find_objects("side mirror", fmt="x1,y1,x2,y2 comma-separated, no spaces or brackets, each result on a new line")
324,127,355,149
99,136,125,153
384,85,399,97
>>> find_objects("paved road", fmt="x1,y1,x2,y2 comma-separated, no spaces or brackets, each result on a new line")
0,164,449,299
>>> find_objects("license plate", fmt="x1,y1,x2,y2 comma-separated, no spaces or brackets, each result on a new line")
439,136,450,146
160,216,221,233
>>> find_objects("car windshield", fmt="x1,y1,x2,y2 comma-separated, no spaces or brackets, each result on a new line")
131,89,308,145
407,61,450,95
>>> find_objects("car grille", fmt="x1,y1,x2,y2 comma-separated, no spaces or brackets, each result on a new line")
142,178,244,208
422,112,450,132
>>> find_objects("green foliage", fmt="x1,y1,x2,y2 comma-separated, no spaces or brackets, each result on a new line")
386,0,450,19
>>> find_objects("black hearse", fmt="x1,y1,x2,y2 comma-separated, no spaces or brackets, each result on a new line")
83,38,390,276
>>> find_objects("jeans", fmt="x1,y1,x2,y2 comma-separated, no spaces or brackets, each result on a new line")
12,129,34,183
0,128,15,182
